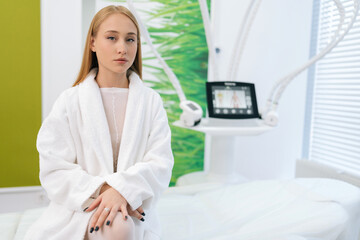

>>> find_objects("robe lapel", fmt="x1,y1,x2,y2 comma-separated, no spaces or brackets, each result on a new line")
79,68,113,173
116,71,146,172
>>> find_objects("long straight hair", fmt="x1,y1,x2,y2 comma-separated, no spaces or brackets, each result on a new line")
72,5,142,87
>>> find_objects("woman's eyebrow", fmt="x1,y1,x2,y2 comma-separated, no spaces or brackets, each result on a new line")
105,30,137,36
105,30,119,34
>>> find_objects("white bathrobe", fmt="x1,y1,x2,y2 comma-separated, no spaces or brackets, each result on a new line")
24,68,174,240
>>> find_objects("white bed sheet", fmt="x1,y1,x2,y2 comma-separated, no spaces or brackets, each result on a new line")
159,178,360,240
2,178,360,240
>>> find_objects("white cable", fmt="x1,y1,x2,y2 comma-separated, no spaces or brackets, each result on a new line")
232,0,262,81
265,0,345,112
127,0,187,102
227,0,256,80
263,0,355,114
270,0,359,112
198,0,219,81
229,0,263,81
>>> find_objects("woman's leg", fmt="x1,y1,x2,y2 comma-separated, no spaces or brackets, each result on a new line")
85,212,135,240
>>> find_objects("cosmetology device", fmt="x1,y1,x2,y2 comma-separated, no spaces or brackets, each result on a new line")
127,0,360,184
202,0,360,127
130,0,359,128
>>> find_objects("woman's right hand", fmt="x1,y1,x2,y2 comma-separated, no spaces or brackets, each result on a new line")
85,187,129,232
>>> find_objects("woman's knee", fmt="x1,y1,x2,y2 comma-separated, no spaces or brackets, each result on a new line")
86,212,134,240
104,212,135,239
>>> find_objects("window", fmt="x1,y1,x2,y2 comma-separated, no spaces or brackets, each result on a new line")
303,0,360,176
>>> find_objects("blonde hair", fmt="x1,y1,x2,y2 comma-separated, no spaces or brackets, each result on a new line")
72,5,142,86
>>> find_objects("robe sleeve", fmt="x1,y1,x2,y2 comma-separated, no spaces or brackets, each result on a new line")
37,91,106,212
104,93,174,211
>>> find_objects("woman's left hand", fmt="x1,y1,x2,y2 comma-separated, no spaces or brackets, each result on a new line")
128,205,145,222
85,185,129,232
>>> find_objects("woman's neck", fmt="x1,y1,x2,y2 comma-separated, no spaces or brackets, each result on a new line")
95,68,129,88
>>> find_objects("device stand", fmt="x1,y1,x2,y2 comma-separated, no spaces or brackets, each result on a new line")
176,135,247,186
174,119,272,186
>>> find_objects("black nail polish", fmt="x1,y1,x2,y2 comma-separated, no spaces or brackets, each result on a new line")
140,218,145,222
141,212,145,216
125,216,128,220
95,226,99,231
83,207,89,212
90,227,94,233
106,220,110,226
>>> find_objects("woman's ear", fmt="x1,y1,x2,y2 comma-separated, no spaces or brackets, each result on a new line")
90,36,96,52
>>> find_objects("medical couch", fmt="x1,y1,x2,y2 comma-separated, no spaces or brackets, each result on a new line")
1,178,360,240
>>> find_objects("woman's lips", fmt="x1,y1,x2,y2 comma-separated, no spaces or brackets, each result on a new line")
114,58,128,64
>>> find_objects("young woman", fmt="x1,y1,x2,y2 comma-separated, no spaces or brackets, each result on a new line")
24,5,174,240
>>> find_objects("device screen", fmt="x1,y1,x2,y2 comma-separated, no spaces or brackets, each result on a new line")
212,86,254,116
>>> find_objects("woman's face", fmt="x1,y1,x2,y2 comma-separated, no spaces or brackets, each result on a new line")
91,13,138,76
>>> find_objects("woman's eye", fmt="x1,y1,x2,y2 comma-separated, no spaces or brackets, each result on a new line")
127,38,135,42
107,36,115,41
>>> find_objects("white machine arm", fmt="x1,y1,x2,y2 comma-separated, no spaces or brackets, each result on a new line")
126,0,186,102
198,0,219,81
227,0,263,81
263,0,360,126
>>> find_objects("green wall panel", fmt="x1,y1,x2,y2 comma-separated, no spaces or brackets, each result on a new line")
128,0,210,186
0,1,41,187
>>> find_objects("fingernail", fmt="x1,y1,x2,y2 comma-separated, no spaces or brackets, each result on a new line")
90,227,94,233
141,212,145,216
140,218,145,222
106,220,110,226
83,207,89,212
95,226,99,231
125,216,128,220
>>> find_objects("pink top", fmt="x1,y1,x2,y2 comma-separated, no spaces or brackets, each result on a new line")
99,88,129,172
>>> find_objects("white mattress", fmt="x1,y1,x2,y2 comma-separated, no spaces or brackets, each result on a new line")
2,178,360,240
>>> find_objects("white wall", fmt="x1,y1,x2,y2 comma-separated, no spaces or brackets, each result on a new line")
41,0,83,119
211,0,313,180
41,0,98,119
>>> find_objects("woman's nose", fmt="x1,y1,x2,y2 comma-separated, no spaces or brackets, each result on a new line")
116,41,127,55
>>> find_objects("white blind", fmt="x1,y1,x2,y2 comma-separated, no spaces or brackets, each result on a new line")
308,0,360,176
